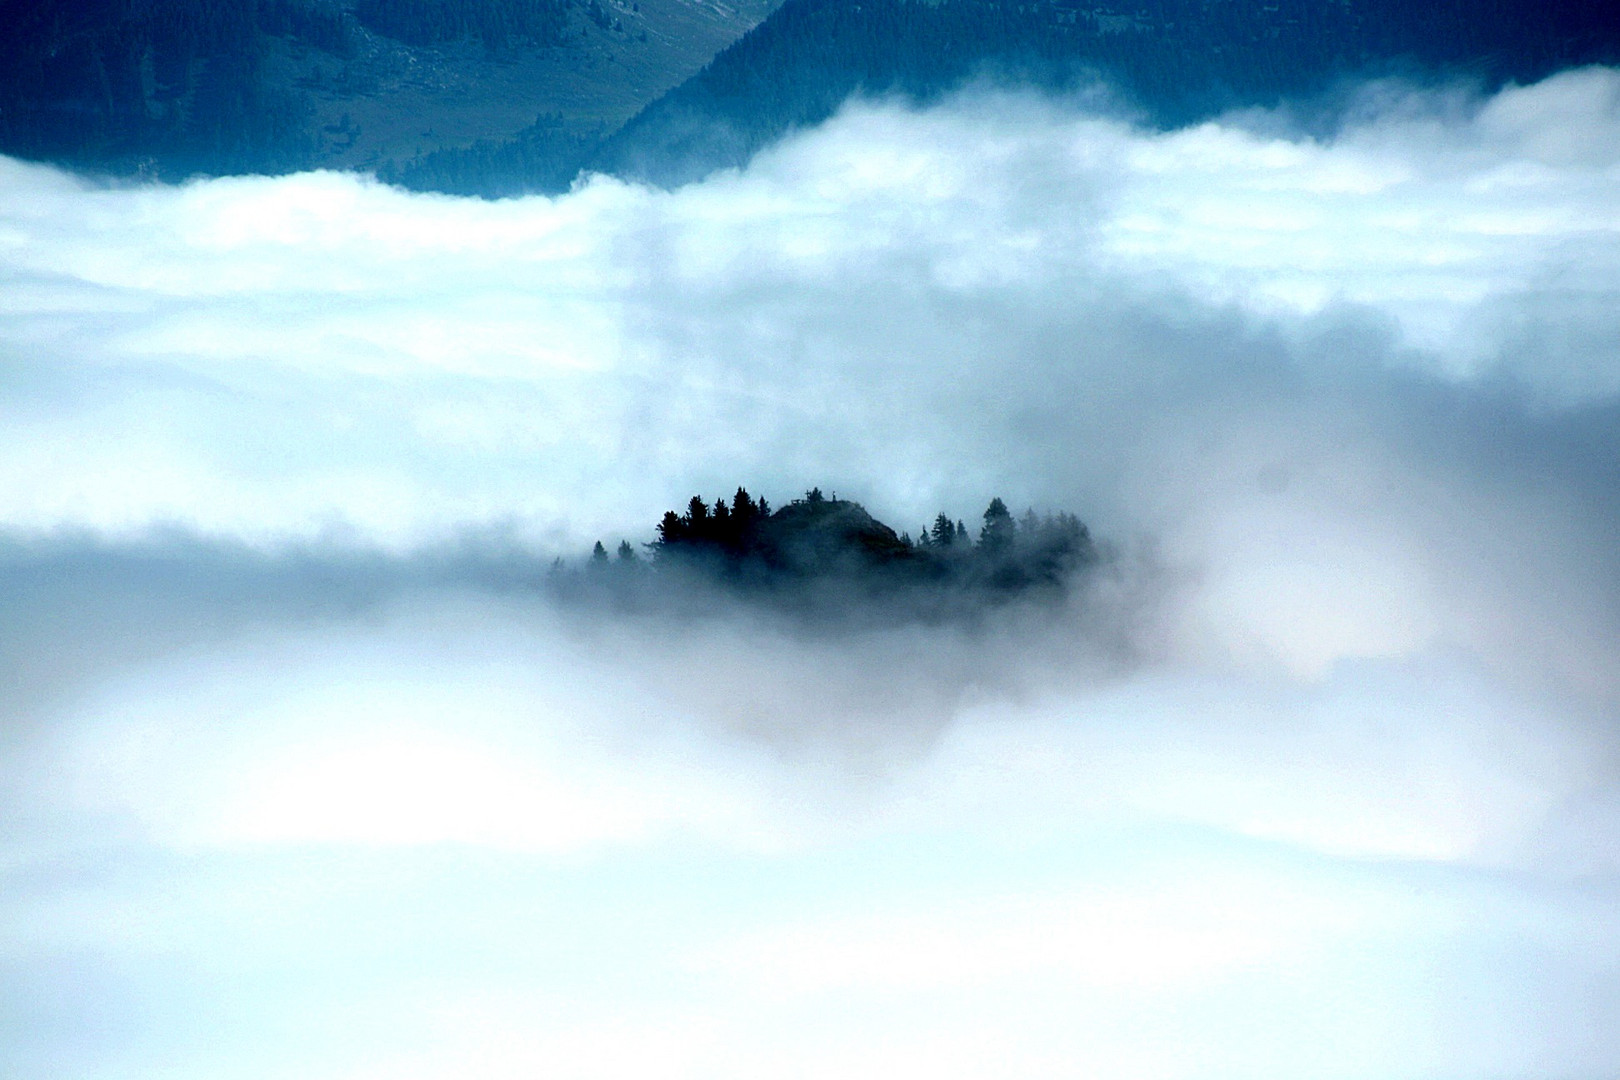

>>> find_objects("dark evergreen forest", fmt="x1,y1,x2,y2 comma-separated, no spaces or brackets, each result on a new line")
0,0,597,178
594,0,1620,185
559,486,1101,623
375,112,601,196
0,0,334,174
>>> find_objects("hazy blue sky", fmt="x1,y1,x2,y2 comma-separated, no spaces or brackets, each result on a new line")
2,69,1619,1080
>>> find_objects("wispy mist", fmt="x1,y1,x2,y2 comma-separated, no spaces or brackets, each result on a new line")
2,69,1619,1080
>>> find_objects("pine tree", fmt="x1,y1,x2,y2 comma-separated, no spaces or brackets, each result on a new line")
657,510,684,545
980,497,1015,553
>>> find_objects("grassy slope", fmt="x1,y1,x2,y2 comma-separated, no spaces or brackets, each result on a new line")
272,0,781,174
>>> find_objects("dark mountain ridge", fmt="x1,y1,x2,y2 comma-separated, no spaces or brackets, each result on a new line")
593,0,1620,187
2,0,1613,192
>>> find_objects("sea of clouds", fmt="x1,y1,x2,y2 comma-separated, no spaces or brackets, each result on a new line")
2,68,1619,1079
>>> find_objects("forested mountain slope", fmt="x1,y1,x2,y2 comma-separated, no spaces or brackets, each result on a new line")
0,0,778,182
4,0,1612,193
593,0,1620,186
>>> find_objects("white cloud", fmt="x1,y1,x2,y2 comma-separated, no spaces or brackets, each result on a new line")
2,69,1620,1080
1,70,1618,545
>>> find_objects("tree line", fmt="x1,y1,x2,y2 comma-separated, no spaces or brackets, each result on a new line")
577,485,1098,605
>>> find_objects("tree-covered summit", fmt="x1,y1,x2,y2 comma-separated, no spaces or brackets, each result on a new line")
572,486,1099,620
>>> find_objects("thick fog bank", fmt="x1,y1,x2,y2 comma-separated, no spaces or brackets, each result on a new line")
2,69,1620,1079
